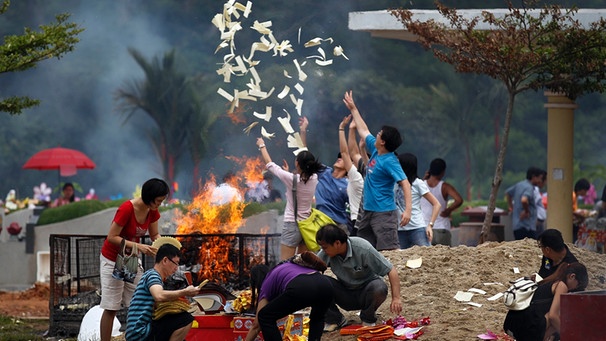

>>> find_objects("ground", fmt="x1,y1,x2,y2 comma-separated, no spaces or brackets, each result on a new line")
0,282,50,318
1,239,605,340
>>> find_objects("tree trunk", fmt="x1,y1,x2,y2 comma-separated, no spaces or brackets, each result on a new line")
480,92,516,243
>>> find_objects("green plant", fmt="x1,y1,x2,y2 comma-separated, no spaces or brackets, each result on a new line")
0,315,47,341
36,199,114,225
242,201,285,218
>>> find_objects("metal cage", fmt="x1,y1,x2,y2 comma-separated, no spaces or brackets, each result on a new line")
48,233,280,337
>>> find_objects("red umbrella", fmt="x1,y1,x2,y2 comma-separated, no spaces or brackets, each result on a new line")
23,147,96,177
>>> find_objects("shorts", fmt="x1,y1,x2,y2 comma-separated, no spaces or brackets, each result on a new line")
280,221,303,248
99,254,143,311
432,229,452,246
355,210,399,250
148,311,194,341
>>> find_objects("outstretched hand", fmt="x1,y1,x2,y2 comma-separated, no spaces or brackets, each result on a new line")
340,114,352,129
299,116,309,131
343,90,357,111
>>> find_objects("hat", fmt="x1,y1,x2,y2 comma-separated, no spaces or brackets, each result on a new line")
151,236,182,249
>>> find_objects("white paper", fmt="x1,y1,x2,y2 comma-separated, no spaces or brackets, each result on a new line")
468,288,486,295
487,292,504,301
406,257,422,269
454,291,474,302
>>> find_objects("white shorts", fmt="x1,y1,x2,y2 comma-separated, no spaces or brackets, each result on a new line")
99,254,143,311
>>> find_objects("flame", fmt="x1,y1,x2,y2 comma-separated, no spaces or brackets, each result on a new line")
175,156,269,285
227,103,248,124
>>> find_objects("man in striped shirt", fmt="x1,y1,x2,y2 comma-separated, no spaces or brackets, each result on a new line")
125,244,199,341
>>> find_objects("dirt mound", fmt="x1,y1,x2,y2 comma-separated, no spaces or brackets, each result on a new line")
0,283,50,318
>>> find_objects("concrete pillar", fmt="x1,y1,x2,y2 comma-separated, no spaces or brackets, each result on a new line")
544,92,576,242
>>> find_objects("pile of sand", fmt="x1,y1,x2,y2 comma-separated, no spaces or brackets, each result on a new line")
325,238,606,340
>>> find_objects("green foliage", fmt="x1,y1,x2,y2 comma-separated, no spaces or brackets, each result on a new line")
242,201,286,218
0,314,46,341
37,199,111,225
115,48,220,185
0,5,83,115
0,96,40,116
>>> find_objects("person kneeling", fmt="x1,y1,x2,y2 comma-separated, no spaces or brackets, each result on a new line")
316,224,402,331
125,244,200,341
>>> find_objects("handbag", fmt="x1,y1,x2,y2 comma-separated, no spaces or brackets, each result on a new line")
292,174,335,252
503,277,538,311
112,238,139,283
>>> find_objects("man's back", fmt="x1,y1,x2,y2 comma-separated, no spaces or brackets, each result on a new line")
506,180,537,231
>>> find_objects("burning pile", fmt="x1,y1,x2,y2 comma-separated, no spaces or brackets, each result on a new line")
174,156,275,288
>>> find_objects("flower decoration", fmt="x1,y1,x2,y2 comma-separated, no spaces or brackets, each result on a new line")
33,183,52,203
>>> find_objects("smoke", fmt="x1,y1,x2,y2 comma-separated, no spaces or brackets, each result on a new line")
5,1,174,200
3,0,383,200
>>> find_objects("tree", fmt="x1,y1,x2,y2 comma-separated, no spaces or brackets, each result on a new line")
392,0,606,240
115,48,219,189
0,0,82,115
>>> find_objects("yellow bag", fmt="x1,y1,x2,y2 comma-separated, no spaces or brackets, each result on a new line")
297,208,335,252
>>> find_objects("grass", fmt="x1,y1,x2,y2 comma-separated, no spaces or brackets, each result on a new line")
0,315,50,341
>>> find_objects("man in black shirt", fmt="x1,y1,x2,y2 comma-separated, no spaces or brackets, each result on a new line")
537,229,578,279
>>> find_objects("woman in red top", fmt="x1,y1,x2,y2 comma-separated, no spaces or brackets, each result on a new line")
99,178,170,341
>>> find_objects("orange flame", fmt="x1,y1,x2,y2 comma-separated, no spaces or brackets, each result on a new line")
175,156,269,284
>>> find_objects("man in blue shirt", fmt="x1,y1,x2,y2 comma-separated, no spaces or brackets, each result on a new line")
506,167,546,240
126,244,200,341
343,90,411,250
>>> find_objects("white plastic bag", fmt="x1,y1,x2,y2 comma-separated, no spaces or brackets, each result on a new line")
78,305,121,341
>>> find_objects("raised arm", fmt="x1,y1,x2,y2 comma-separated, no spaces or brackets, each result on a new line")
256,137,272,165
339,115,353,171
359,136,370,166
299,116,308,147
347,116,363,166
343,90,370,139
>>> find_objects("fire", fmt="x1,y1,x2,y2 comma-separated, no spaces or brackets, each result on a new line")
174,156,269,285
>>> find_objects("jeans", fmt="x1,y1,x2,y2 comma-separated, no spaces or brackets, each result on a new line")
514,228,536,240
398,228,430,249
323,276,388,324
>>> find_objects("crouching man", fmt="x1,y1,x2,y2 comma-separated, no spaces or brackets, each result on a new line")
125,244,200,341
316,224,402,331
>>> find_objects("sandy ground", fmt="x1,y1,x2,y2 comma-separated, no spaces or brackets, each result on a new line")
1,238,605,340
